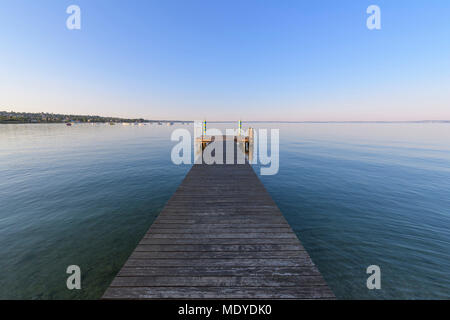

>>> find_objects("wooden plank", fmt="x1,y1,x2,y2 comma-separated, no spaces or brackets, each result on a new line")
103,138,334,300
153,218,285,223
109,275,327,287
129,251,305,259
143,232,298,239
147,227,292,234
149,223,290,228
103,286,335,300
138,238,303,245
134,244,305,252
123,258,315,267
117,266,322,277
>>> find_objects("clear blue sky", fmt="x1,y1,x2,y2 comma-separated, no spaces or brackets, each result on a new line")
1,0,449,120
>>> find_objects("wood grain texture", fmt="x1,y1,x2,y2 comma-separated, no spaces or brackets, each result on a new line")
103,139,334,300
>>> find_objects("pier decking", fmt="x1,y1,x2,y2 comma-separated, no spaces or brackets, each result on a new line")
103,139,334,299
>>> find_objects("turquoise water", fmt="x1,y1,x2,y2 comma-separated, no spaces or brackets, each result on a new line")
0,123,449,299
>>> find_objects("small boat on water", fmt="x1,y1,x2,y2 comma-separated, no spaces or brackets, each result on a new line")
66,122,72,126
109,122,115,125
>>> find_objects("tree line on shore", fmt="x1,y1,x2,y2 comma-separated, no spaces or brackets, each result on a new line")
0,111,146,124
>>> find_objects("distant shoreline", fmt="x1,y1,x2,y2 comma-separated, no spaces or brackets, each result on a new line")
195,120,450,124
1,120,449,124
1,111,449,124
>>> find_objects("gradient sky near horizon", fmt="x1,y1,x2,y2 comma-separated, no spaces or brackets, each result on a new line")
1,0,449,121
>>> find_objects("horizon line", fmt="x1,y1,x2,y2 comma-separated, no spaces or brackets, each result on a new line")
2,110,449,123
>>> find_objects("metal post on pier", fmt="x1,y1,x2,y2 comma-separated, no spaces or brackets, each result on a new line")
246,127,254,152
202,120,207,149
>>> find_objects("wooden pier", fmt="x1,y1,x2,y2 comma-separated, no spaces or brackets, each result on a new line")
103,138,334,299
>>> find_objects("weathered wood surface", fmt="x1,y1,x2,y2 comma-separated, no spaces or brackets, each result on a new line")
103,139,334,299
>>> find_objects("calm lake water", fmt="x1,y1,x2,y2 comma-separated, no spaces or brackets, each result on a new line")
0,123,449,299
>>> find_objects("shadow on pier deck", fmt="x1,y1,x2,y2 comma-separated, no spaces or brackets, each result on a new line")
103,137,334,299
